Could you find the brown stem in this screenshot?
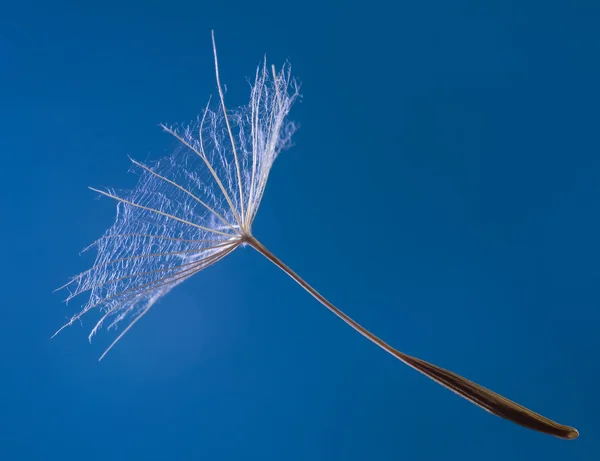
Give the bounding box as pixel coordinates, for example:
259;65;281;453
247;236;578;440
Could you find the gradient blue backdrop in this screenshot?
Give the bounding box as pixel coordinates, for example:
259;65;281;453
1;1;598;460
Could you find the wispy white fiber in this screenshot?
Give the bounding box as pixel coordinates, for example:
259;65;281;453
56;32;299;359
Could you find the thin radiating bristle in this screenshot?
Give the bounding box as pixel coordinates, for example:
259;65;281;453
55;32;299;357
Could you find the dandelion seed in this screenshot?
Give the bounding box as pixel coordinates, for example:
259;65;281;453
56;31;578;440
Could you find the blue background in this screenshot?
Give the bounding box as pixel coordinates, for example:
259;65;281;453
1;1;598;459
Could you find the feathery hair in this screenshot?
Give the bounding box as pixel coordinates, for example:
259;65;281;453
56;31;578;440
